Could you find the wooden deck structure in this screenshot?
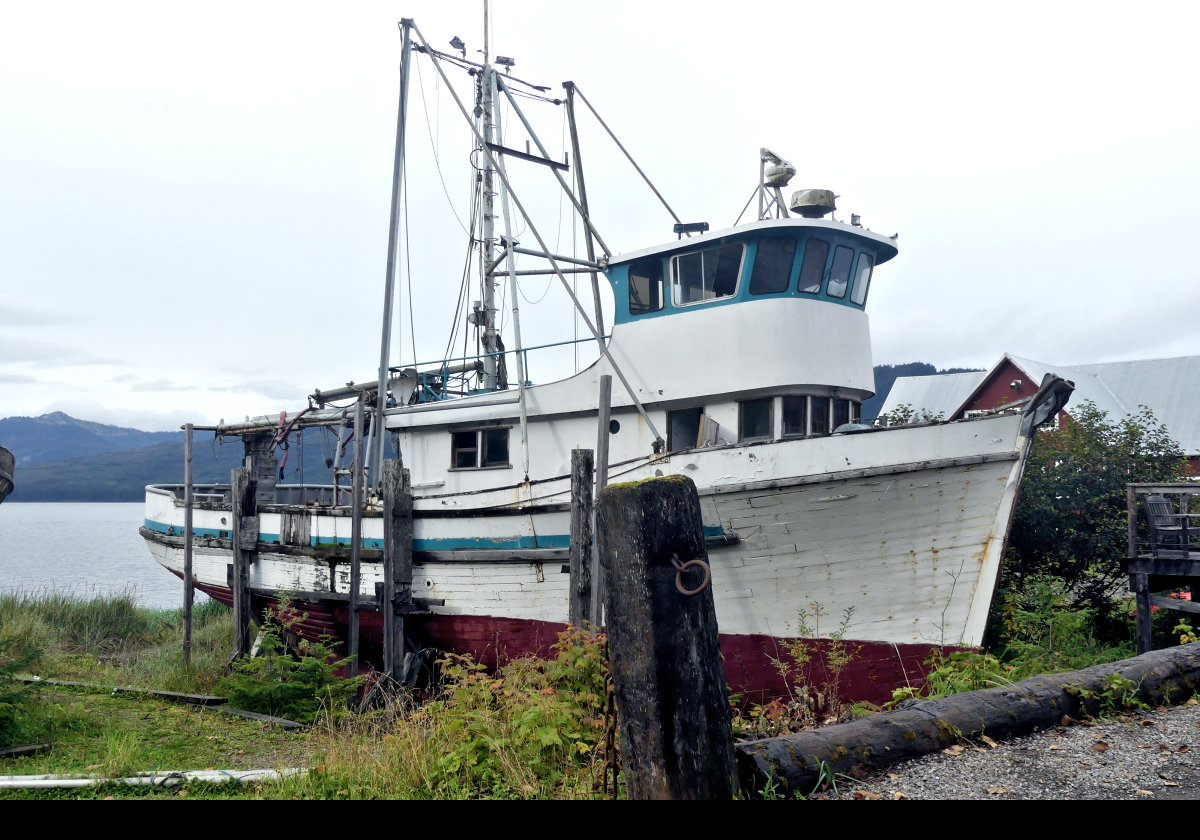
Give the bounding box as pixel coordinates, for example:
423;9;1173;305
1126;483;1200;653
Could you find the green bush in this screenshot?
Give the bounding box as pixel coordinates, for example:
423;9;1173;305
219;601;361;724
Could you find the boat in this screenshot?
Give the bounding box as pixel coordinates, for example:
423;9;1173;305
0;446;13;503
140;15;1072;706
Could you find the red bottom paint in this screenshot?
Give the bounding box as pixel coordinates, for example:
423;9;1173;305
189;580;949;707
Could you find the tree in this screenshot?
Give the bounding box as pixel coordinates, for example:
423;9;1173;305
1003;401;1186;636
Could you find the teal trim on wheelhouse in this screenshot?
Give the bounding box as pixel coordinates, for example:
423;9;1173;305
609;223;895;325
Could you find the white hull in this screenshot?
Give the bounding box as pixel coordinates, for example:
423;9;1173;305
143;412;1029;649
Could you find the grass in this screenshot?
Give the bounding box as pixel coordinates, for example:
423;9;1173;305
0;593;618;799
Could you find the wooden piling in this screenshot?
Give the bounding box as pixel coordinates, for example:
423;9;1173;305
591;374;612;626
349;397;365;679
568;448;595;627
595;473;736;800
381;458;414;682
183;423;194;669
229;467;255;658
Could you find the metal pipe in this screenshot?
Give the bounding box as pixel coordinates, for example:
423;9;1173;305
509;246;600;268
375;17;414;489
564;82;605;339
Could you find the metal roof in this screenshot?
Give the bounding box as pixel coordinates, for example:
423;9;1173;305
879;353;1200;455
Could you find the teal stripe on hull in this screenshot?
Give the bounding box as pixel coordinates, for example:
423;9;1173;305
144;519;723;551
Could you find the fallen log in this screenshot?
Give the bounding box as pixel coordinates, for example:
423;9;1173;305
736;642;1200;797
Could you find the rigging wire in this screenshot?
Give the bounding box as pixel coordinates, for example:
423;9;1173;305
403;154;417;365
415;56;470;236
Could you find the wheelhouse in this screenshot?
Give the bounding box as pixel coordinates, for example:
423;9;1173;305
608;219;898;324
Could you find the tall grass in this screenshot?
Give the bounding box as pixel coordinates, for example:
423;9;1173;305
0;591;232;693
287;628;615;799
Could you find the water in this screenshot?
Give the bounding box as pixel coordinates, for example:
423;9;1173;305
0;502;206;610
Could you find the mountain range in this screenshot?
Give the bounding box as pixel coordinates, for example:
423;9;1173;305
1;363;978;502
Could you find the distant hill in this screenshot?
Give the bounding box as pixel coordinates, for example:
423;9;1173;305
5;417;356;502
0;412;182;466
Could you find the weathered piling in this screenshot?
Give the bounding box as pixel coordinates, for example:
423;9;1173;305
736;642;1200;797
381;458;414;682
595;474;736;800
568;448;595;628
229;467;255;657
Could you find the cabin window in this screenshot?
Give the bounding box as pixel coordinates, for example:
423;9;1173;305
667;407;703;451
850;252;874;305
810;397;831;435
672;243;743;305
833;398;851;429
797;239;828;294
450;427;510;469
629;258;664;315
749;238;795;295
739;399;773;442
826;245;854;298
782;396;807;438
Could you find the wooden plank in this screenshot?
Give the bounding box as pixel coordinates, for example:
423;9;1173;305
1148;595;1200;616
213;706;306;730
596;474;736;800
0;743;52;758
11;677;226;706
1127;557;1200;576
568;448;594;628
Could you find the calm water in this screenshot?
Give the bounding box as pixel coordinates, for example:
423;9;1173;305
0;502;206;610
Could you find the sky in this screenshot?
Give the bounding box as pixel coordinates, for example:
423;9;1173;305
2;1;1197;431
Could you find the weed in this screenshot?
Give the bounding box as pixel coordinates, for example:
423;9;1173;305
1174;619;1197;645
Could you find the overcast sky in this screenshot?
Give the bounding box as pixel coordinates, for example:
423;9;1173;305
2;1;1197;431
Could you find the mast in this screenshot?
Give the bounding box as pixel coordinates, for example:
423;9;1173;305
374;17;414;488
476;7;502;391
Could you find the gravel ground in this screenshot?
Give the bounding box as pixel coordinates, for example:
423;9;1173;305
832;700;1200;800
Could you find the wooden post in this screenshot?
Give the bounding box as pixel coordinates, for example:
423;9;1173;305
230;467;255;658
349;397;365;679
595;474;736;800
590;374;612;626
1127;485;1137;567
568;448;595;627
381;458;414;682
183;423;194;669
1133;572;1152;655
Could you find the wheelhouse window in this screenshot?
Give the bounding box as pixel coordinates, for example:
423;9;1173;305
451;428;510;469
672;243;743;305
781;396;860;437
826;245;854;298
739;399;773;442
667;407;703;451
850;253;874;306
749;238;795;295
782;397;807;438
798;239;829;294
810;397;831;435
628;258;664;315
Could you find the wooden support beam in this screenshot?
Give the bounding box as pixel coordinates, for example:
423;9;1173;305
591;374;611;626
568;448;595;628
1133;573;1152;655
183;423;194;669
382;458;415;682
229;467;255;658
349;398;365;679
595;474;736;800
